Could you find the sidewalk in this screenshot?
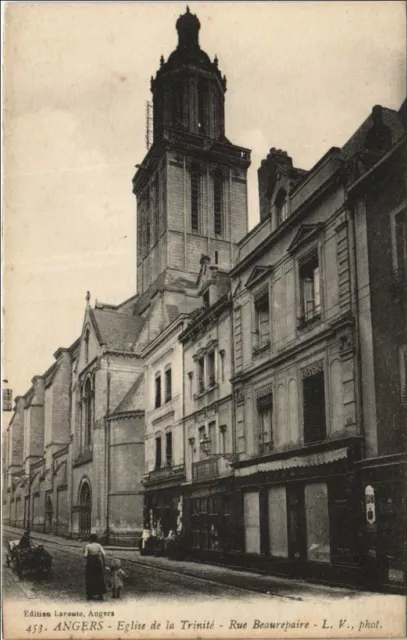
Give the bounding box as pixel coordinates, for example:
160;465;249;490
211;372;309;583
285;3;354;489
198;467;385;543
3;525;364;602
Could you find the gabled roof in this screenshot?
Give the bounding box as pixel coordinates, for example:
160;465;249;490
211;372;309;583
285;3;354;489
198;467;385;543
245;265;273;289
89;307;145;352
111;373;144;415
287;223;323;255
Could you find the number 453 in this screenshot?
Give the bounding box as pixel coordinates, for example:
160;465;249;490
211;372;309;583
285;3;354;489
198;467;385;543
26;625;44;633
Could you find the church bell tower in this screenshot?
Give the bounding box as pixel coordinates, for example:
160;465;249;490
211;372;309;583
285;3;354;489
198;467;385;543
133;6;251;296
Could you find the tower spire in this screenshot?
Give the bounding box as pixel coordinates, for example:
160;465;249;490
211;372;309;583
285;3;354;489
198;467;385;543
176;6;200;49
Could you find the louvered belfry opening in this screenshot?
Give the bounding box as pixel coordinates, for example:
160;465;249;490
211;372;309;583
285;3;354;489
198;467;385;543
303;370;326;444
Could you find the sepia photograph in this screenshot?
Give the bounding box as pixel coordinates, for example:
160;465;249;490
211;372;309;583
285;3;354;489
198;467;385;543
2;2;406;638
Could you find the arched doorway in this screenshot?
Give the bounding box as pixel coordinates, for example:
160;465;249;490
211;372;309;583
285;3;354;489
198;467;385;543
78;481;92;539
45;494;53;533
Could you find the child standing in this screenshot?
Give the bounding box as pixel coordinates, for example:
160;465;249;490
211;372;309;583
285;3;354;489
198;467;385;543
110;559;126;599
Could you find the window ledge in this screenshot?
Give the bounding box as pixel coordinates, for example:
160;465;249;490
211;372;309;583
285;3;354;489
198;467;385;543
252;340;270;356
297;312;321;330
193;383;219;400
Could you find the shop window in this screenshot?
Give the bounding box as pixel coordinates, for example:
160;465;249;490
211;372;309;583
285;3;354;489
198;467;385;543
253;288;270;352
305;483;330;563
213;170;223;235
257;393;273;454
190;164;200;232
155;374;161;408
287;486;305;560
303;367;326;444
207;351;216;387
268;486;288;558
276;189;288;224
165;367;172;403
330;481;357;564
155;436;162;469
299;249;321;324
197;357;205;393
165;432;172;466
243;491;260;554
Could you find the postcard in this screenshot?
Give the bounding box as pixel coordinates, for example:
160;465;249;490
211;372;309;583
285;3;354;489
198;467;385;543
2;2;406;639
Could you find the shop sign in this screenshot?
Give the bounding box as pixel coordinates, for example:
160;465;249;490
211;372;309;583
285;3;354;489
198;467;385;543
365;485;376;524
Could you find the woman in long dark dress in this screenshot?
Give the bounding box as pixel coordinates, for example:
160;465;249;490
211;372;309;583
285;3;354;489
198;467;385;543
83;534;107;600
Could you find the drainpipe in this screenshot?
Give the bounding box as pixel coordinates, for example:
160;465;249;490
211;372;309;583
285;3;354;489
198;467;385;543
105;360;111;544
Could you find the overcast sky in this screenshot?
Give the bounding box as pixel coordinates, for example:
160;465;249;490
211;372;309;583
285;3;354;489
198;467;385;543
3;1;406;411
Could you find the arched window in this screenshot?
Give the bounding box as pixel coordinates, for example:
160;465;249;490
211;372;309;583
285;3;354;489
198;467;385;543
83;378;93;447
275;190;289;224
213;170;223;235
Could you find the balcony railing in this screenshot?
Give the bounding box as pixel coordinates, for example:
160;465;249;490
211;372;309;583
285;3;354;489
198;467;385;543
192;457;219;482
144;464;185;484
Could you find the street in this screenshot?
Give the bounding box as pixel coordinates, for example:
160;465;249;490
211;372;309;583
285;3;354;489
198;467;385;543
2;528;387;605
3;531;260;604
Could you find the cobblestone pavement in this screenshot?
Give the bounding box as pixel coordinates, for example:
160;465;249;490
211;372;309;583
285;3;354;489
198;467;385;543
3;530;267;604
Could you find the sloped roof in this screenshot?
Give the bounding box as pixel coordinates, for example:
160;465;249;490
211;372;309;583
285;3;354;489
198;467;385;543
342;107;405;161
90;307;145;352
111;373;144;415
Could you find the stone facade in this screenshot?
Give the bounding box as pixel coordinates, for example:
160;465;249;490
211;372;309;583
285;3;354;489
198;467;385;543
3;8;406;592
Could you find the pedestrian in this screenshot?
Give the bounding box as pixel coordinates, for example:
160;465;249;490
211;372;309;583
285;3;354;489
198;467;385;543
109;559;126;599
83;533;107;601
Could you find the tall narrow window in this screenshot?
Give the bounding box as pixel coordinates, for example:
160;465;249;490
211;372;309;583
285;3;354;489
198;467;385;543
165;367;172;403
155;374;161;409
155;436;162;469
84;329;90;364
214;170;223;235
197;357;205;392
207;351;216;387
198;426;206;461
299;250;321;323
219;425;227;454
190;165;200;232
257;392;273;453
208;421;216;454
275;190;288;224
188;371;193;398
83;378;93;447
165;432;173;466
219;350;225;382
198;79;207;134
303;366;326;444
203;290;210;308
254;288;270;350
173;81;183;126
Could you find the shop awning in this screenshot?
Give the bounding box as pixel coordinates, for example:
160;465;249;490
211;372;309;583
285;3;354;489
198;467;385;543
235;447;348;478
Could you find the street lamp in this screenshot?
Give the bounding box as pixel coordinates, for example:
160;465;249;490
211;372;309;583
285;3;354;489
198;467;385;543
199;434;212;457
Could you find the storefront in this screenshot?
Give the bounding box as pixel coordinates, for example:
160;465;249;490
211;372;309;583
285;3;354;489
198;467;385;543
183;456;238;561
229;439;364;586
143;466;185;537
356;453;407;593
